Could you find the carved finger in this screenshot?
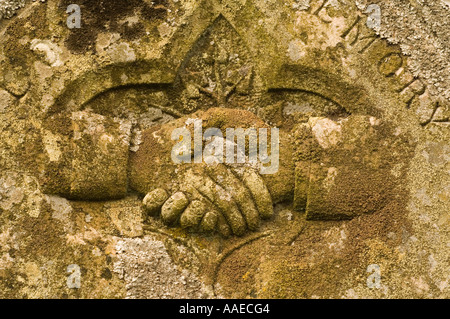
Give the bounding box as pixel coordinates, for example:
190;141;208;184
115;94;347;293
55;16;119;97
216;212;232;238
206;164;260;231
161;192;189;226
142;188;169;216
183;168;246;236
180;200;207;231
233;167;273;220
200;211;219;234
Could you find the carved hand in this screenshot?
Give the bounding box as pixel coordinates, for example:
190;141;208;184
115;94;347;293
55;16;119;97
128;108;296;236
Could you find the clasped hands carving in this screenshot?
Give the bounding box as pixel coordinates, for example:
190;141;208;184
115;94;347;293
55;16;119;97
43;107;389;237
129;108;295;237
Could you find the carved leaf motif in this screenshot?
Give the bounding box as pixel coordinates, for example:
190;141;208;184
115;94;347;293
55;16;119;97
175;16;260;111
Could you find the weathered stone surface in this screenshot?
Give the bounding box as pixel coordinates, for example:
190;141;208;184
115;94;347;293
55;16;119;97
0;0;448;299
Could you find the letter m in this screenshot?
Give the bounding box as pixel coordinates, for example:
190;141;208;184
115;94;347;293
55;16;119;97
341;15;377;54
225;128;258;164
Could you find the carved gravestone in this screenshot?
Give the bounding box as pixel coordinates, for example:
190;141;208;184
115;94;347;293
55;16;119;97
0;0;448;298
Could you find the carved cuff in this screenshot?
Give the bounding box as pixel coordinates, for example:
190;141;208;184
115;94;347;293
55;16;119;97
292;116;397;220
41;111;132;200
